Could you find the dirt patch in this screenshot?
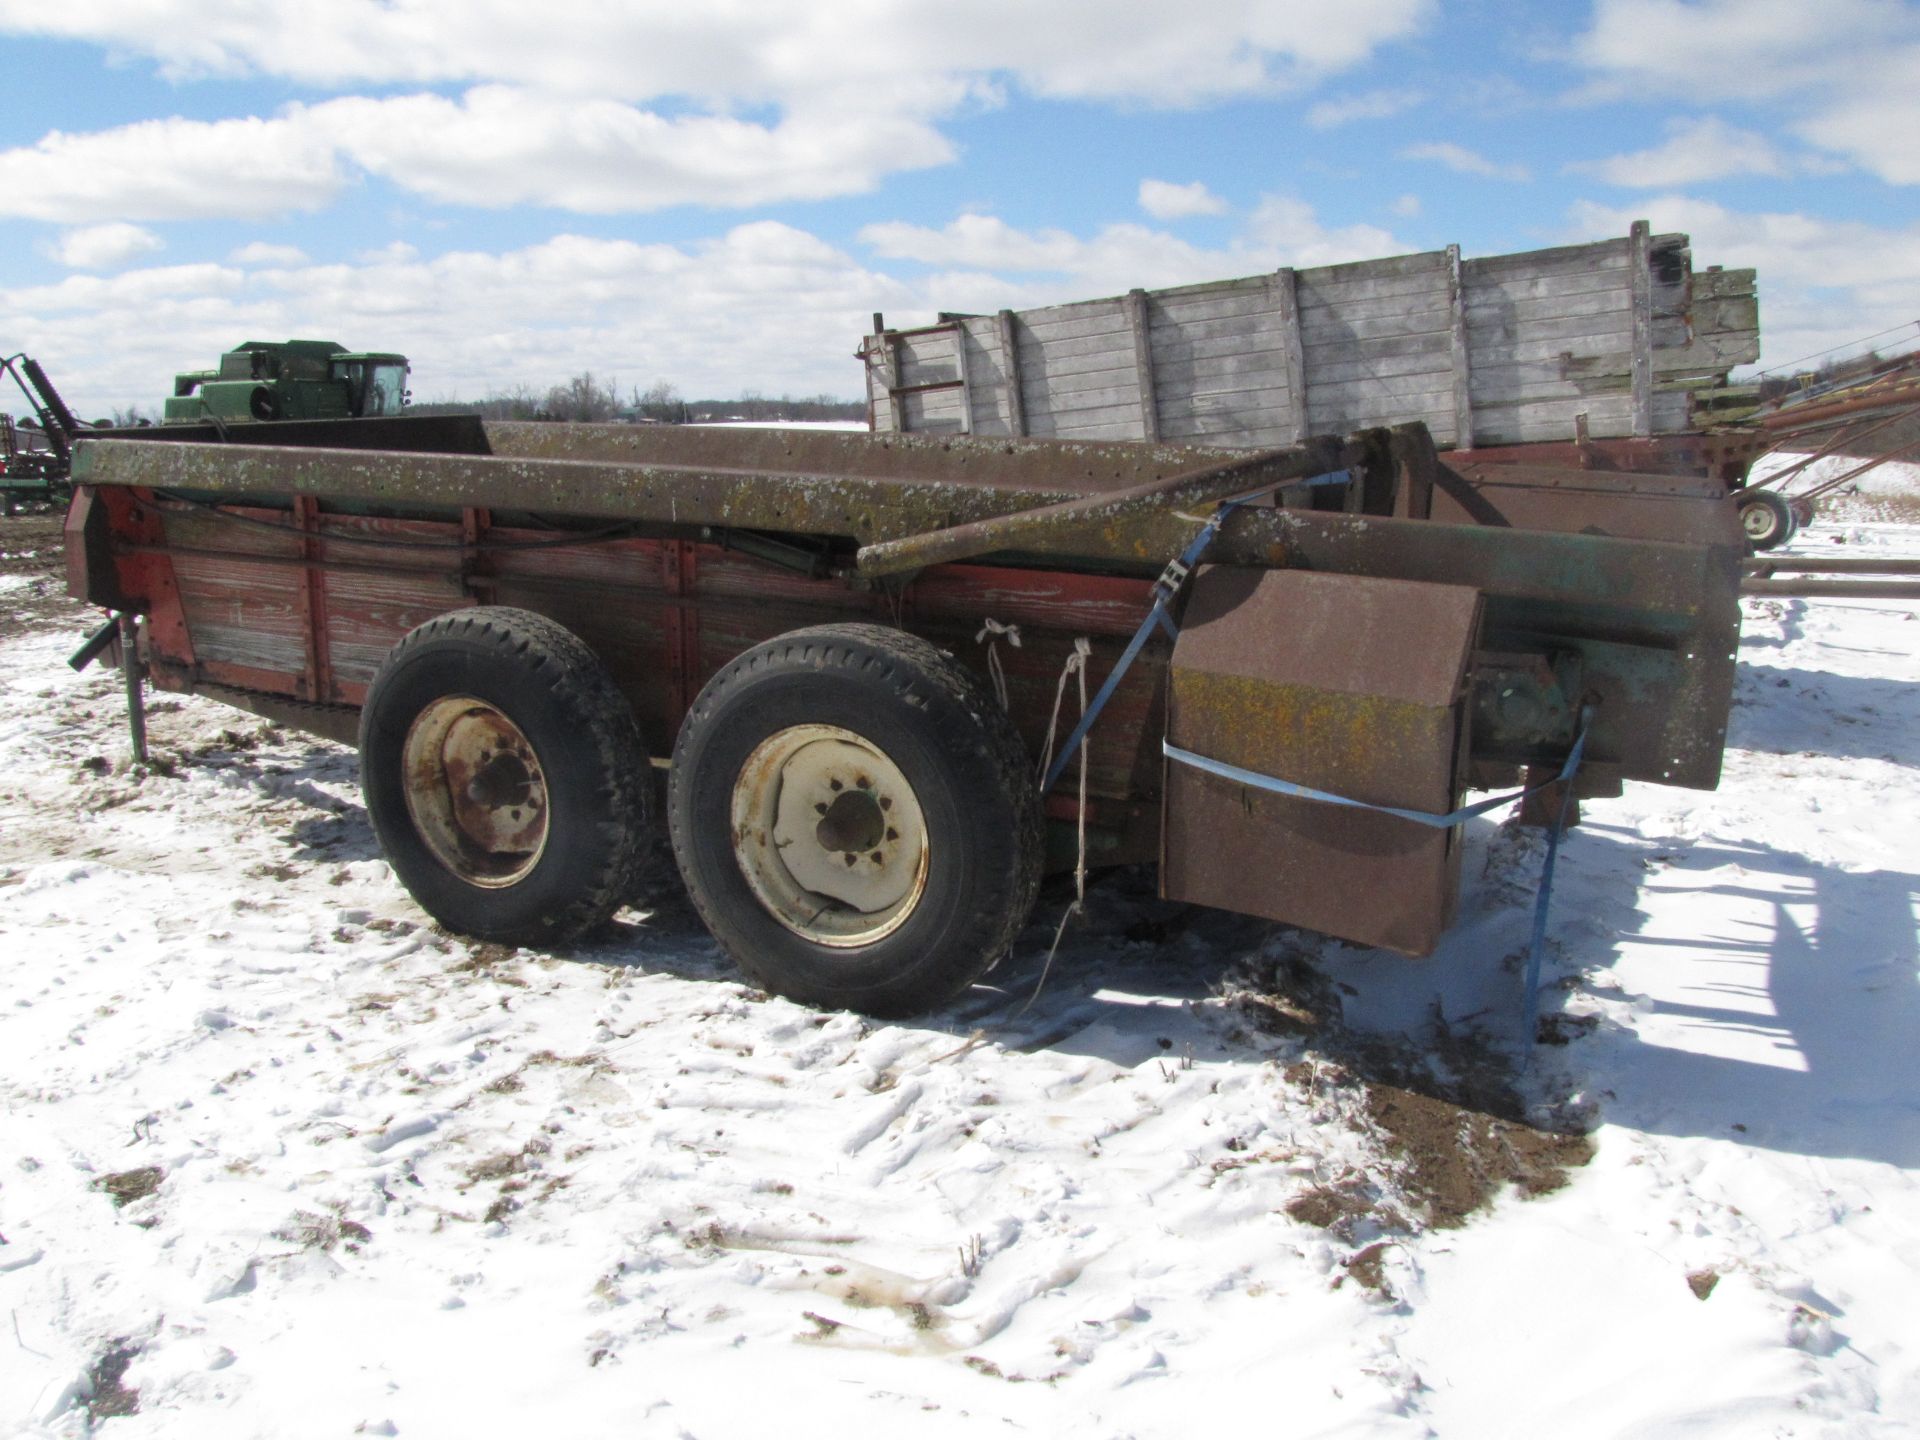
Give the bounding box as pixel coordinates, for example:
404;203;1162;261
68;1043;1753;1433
1344;1242;1392;1297
93;1166;165;1208
1224;949;1595;1236
0;510;88;639
1364;1081;1591;1229
273;1210;372;1253
82;1339;141;1421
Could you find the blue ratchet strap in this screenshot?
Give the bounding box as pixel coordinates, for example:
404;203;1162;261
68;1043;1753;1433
1039;470;1350;794
1163;708;1592;1046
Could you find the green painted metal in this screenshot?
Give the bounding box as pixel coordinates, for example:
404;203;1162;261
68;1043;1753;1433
163;340;409;426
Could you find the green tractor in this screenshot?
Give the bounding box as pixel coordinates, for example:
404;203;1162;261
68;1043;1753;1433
165;340;409;425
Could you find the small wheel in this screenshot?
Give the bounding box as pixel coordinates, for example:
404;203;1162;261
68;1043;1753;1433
669;623;1043;1017
359;607;648;945
1738;489;1795;551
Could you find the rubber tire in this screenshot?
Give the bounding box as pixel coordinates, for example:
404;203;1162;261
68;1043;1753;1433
359;606;649;946
1739;488;1796;551
669;623;1043;1018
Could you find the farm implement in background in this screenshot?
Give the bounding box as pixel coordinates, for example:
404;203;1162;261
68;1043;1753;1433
61;411;1741;1030
858;223;1915;552
2;353;85;513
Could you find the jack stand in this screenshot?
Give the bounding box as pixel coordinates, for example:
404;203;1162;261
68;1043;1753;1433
119;612;147;765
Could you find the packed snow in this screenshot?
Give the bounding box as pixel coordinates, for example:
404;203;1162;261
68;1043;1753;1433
1;503;1916;1438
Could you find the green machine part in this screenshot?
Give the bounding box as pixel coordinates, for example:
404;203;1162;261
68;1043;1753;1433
163;340;409;425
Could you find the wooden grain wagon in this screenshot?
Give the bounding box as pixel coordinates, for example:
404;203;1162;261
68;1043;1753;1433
63;414;1741;1015
857;223;1803;544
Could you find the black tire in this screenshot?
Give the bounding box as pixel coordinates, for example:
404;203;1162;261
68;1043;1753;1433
359;606;649;946
1739;488;1796;551
669;623;1043;1018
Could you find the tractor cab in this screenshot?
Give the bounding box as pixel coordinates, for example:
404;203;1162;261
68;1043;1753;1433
164;340;410;424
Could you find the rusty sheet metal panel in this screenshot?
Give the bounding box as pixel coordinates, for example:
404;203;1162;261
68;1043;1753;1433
1429;460;1744;547
1162;565;1481;956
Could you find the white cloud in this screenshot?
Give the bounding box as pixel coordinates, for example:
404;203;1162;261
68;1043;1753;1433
1401;142;1530;181
860;214;1087;271
0;1;1436;106
1572;0;1920;184
862;198;1402;305
0;226;921;413
230;242;310;267
318;86;955;214
1565;194;1920;370
0;2;1437;221
1390;193;1421;217
0;113;342;223
0;88;958;224
1570;117;1792;187
1307;89;1421;129
1138;180;1228;220
44;222;163;269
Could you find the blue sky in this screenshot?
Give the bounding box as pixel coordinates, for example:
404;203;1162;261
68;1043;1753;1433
2;0;1916;415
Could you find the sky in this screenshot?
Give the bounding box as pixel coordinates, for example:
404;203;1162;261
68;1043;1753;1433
1;0;1917;417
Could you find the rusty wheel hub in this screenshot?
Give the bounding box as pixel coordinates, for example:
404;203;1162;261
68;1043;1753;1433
729;724;929;947
401;696;550;887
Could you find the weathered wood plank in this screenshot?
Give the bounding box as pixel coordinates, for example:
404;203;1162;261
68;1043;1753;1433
1148;309;1290;346
1014;304;1133;343
892;353;963;389
1470;365;1634;403
1284;348;1451;389
995;310;1027;438
1299;249;1452;285
1630;219;1654;436
1461;268;1636;307
1026;365;1148;402
1471;396;1636;445
1010;329;1147;365
1466;313;1636;350
1136;330;1290;368
1297;294;1456;331
1148;273;1277;302
1155;394;1295;423
1694;268;1757;301
1447;243;1473;449
1294;268;1453;308
1149;291;1289;326
1307;373;1462;407
1039;416;1156;442
1464;238;1632;280
1464;289;1633;325
1277;268;1308;442
1694;294;1761;335
1298;313;1459;352
1125;290;1160;441
1022;380;1150;412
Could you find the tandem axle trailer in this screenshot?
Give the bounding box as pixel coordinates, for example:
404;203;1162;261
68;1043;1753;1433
63;415;1741;1015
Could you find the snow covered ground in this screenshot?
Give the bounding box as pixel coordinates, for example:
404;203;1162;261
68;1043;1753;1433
1;509;1917;1438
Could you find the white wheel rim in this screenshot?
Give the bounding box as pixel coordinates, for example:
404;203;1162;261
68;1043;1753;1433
1743;503;1776;540
729;724;930;947
401;696;550;887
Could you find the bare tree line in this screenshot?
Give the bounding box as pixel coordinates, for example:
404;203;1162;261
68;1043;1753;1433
411;373;866;425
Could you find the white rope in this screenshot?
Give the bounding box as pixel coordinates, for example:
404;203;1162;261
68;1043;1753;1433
1016;637;1092;1018
1035;636;1091;785
974;617;1022;710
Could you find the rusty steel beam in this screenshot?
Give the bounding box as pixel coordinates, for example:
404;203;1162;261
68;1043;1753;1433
1744;556;1920;575
854;434;1350;577
1755;379;1920;434
1741;578;1920;598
